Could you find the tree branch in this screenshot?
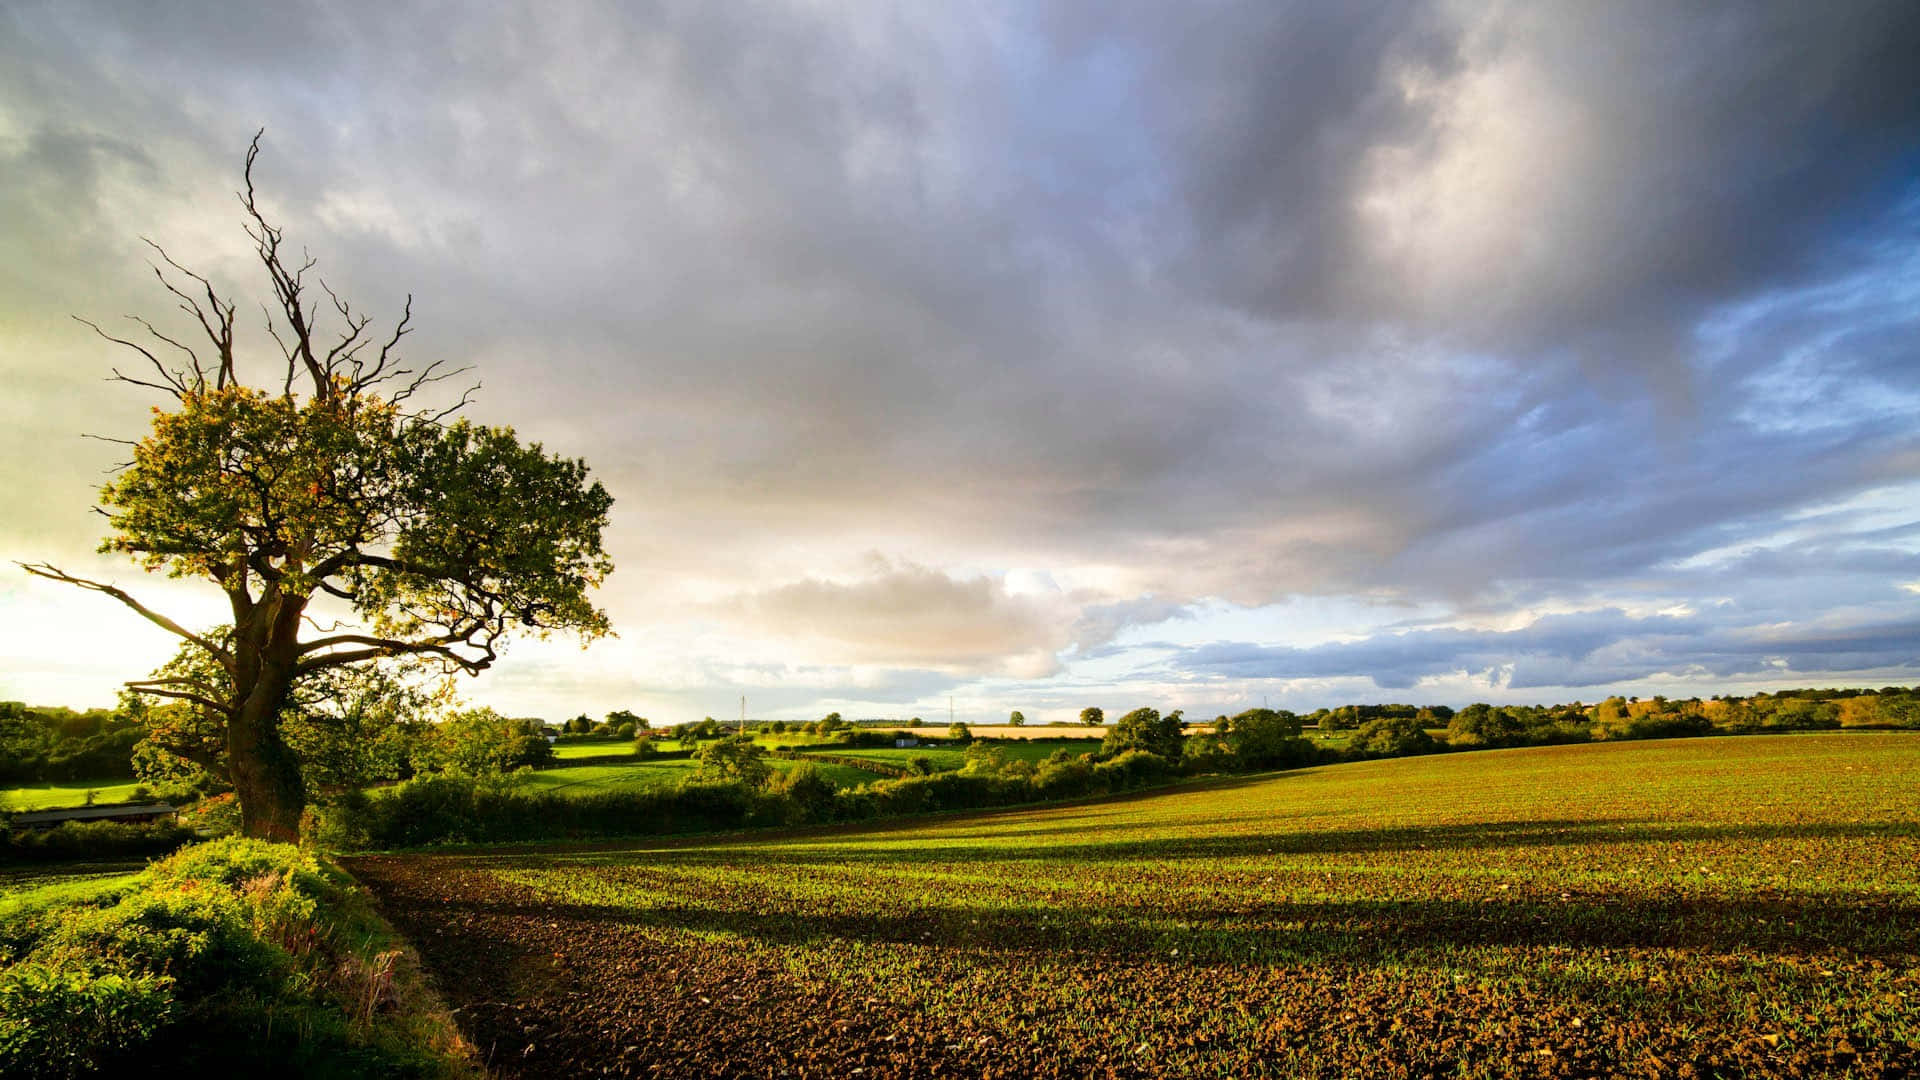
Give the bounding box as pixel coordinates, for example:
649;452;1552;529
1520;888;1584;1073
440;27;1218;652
124;678;232;715
17;563;232;664
295;632;493;676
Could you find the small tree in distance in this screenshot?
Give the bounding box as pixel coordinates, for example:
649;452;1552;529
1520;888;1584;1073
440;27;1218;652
19;135;614;840
1079;706;1104;727
1008;710;1026;726
694;736;772;787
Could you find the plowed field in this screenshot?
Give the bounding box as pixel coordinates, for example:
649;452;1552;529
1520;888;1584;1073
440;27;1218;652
352;734;1920;1078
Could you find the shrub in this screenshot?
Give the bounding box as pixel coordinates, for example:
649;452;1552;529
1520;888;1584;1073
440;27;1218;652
1091;749;1171;790
0;837;457;1079
765;763;836;824
1351;716;1436;757
694;736;773;787
0;963;172;1080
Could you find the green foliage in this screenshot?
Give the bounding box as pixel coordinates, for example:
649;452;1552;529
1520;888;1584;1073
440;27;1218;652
947;722;973;743
0;837;463;1078
1218;708;1308;769
0;963;172;1079
1447;703;1528;748
694;736;772;787
1007;710;1026;726
1102;707;1183;759
765;763;836;824
1351;715;1436;757
960;742;1010;776
421;708;554;775
25;157;616;841
0;701;142;784
1079;706;1104;726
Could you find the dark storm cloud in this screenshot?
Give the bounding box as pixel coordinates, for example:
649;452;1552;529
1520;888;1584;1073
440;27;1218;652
4;0;1919;705
1112;2;1920;372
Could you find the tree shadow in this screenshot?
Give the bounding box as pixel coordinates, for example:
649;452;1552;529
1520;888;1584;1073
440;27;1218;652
484;816;1917;869
356;814;1919;966
381;880;1918;964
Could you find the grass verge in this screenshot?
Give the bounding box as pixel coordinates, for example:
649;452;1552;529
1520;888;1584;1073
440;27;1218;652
0;837;479;1079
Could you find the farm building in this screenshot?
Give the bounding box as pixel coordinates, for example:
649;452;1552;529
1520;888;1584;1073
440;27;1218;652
9;803;178;829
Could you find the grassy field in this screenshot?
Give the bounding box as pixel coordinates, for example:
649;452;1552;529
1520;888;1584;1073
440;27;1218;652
903;723;1106;740
805;737;1102;772
354;732;1920;1077
551;739;637;759
0;778;144;810
0;860;145;901
517;755;893;796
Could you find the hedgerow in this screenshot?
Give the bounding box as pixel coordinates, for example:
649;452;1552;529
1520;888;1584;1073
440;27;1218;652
0;837;471;1079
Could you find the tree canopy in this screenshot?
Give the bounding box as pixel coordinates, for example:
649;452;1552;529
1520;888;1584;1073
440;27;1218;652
1102;707;1183;759
20;135;612;839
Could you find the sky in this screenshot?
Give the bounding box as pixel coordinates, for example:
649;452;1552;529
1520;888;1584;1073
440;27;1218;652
2;1;1918;725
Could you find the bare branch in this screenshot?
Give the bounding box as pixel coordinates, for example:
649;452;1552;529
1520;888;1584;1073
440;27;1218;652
138;238;237;388
17;562;232;664
74;316;189;398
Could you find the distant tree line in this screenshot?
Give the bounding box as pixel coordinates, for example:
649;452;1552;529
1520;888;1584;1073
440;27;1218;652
0;702;142;783
10;685;1918;842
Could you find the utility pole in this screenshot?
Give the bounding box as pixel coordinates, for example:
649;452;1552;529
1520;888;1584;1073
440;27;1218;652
740;695;746;733
949;696;954;727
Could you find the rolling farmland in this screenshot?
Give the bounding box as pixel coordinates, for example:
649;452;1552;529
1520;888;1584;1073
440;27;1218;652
352;732;1920;1078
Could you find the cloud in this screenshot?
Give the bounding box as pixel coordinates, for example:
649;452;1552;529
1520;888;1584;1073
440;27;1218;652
3;2;1919;712
1173;607;1920;692
715;559;1072;678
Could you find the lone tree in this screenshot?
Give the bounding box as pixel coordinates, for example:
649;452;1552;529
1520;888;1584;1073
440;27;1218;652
20;136;613;841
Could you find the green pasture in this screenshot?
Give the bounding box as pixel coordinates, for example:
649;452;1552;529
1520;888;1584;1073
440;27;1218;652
549;739;637;760
0;862;144;904
454;733;1920;1076
517;755;893;797
802;737;1101;772
0;779;145;811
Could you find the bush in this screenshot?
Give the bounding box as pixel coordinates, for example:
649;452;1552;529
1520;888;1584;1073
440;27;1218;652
693;736;772;787
1092;749;1172;789
0;963;172;1079
0;837;459;1079
311;773;780;849
1351;716;1436;757
765;764;836;824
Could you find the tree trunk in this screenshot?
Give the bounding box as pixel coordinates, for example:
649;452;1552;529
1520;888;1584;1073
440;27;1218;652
227;661;307;842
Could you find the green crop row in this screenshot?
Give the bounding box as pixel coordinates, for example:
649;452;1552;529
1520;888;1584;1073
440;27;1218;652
388;733;1920;1078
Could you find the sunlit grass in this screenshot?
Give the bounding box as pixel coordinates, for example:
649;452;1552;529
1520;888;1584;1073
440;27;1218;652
0;779;144;811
